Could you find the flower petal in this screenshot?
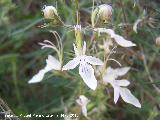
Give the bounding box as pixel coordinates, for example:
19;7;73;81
83;41;86;55
106;66;114;74
114;86;120;104
79;63;97;90
105;29;115;38
103;74;115;85
114;34;136;47
62;57;80;70
103;67;116;84
94;28;136;47
115;67;130;76
103;67;130;84
28;55;60;84
82;106;87;117
73;43;79;56
105;29;136;47
85;56;103;65
119;88;141;108
94;28;115;37
28;68;48;84
46;55;61;70
115;79;130;86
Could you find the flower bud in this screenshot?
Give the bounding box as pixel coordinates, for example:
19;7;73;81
98;4;113;23
74;25;82;49
155;36;160;47
42;5;58;19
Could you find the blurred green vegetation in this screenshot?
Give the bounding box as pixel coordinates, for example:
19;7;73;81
0;0;160;120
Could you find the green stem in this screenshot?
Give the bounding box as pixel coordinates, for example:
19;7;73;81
11;58;22;106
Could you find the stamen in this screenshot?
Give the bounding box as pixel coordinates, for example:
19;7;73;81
108;58;122;67
43;40;55;46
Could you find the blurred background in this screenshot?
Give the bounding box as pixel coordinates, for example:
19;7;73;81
0;0;160;120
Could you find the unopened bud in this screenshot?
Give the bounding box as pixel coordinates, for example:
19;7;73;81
42;5;58;19
98;4;113;23
155;36;160;47
74;25;82;49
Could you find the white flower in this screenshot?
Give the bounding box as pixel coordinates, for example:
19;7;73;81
76;95;90;117
42;5;58;19
103;67;141;108
62;42;103;90
28;55;61;83
94;28;136;47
